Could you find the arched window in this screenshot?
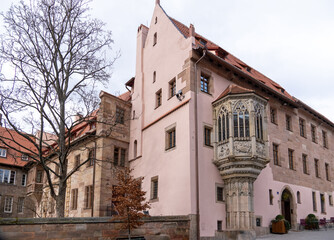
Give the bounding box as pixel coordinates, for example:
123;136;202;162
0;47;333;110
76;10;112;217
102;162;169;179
134;140;137;158
297;191;301;204
233;102;249;138
255;103;263;140
218;106;229;142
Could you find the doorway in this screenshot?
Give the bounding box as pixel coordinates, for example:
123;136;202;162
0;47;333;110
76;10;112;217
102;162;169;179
281;189;292;224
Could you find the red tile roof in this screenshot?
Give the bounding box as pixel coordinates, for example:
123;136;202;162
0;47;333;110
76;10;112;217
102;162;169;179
0;126;37;167
118;91;131;102
214;84;254;103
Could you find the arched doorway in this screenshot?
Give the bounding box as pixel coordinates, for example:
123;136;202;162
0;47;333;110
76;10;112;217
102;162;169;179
281;189;292;224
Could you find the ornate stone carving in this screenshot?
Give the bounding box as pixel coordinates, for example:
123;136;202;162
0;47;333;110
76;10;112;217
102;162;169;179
218;143;230;158
256;142;265;157
234;141;251;154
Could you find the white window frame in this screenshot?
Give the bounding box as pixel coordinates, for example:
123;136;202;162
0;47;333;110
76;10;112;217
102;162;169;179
17;197;24;214
0;148;7;158
21;154;29;161
22;174;27;186
0;169;16;184
4;196;13;213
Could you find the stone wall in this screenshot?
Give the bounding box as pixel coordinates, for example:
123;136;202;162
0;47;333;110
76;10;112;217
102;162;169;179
0;215;193;240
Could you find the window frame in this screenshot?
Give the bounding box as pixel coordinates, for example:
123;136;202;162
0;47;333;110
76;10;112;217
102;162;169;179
302;154;308;174
75;154;80;168
168;78;176;99
4;196;13;213
115;107;125;124
216;184;224;203
325;163;330;181
288;149;294;170
200;74;210;93
17;197;24;214
153;32;157;46
204;126;212;147
322;130;328;148
21;174;27;186
314;158;320;178
84;185;93;209
272;143;279;166
311;124;317;143
269;189;273;205
299;118;306;138
270;108;277;125
21;154;29;161
87;148;95;167
71;188;78;210
166;127;176;150
155;89;162;108
312;191;317;212
0;148;7;158
285;114;292;131
0;169;16;184
150;176;159;201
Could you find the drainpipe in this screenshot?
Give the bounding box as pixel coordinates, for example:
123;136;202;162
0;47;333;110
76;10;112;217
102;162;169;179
91;140;97;217
194;49;206;240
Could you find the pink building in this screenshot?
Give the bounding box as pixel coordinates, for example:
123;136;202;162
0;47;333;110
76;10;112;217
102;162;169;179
127;1;334;239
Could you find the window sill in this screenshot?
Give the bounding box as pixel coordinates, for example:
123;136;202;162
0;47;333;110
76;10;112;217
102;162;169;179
150;198;159;203
165;146;176;152
167;95;175;100
154;105;161;110
200;90;212;96
204;144;213;148
271;122;278;125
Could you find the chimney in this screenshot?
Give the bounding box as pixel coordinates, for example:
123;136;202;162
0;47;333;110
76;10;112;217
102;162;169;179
189;24;195;37
156;0;160;5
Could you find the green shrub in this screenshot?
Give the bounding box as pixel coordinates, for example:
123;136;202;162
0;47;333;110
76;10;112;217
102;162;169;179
305;214;319;230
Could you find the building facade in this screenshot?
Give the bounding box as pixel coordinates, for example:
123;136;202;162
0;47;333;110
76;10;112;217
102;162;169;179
126;1;334;239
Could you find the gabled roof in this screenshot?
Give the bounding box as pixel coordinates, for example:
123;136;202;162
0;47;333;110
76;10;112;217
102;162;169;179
214;84;254;103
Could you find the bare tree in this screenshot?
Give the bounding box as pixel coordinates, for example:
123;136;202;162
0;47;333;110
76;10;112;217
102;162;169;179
0;0;117;217
112;168;150;240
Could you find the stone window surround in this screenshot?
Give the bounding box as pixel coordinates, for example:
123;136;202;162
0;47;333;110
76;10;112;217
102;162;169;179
215;183;224;203
165;123;176;151
150;176;159;202
203;123;213;148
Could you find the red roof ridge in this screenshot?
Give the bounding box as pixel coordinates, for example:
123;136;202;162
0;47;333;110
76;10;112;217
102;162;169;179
214;84;255;103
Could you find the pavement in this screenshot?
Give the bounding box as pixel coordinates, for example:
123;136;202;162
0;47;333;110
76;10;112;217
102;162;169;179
256;229;334;240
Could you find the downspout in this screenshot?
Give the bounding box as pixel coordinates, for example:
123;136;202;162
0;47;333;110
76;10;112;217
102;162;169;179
91;140;97;217
194;49;206;240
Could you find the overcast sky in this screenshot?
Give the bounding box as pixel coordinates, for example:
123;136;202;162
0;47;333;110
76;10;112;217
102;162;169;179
1;0;334;122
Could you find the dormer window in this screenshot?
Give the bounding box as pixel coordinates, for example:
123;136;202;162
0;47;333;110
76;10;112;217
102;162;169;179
0;148;7;158
21;154;29;161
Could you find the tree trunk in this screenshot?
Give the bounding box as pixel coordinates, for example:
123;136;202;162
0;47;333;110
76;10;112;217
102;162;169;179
55;181;67;218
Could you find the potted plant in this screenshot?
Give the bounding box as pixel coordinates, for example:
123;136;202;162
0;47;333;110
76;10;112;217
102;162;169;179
271;215;291;234
305;214;319;230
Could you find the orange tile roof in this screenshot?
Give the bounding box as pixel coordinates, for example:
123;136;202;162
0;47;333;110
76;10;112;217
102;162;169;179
118;91;131;102
0;126;37;167
169;17;294;101
214;84;254;103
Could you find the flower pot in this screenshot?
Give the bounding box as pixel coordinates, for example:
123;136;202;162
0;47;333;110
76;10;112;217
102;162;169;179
272;220;286;234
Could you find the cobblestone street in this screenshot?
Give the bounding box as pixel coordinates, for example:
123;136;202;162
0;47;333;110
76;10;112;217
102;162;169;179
257;229;334;240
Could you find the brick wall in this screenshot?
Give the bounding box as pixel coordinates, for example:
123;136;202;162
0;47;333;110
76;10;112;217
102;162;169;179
0;215;194;240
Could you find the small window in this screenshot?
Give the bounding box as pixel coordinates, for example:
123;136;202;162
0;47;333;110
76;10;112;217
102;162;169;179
0;148;7;158
75;154;80;168
322;130;328;148
21;174;27;186
273;144;279;166
297;191;301;204
311;124;317;143
256;217;262;227
120;149;126;167
87;149;95;167
155;89;162;108
269;189;273;205
4;196;13;213
71;188;78;210
216;185;224;202
115;107;125;124
153;32;157;46
132;110;135;119
169;78;176;98
17;197;24;213
166;128;176;150
36;170;43;183
151;176;158;200
153;71;156;83
288;149;294;170
134;140;138;158
204;126;212;147
21;154;29;161
286;115;292;131
84;185;93;209
270;108;277;124
312;192;317;211
299;118;306;137
302;154;308;174
325;163;330;181
200;74;209;93
155;17;158;24
315;158;320;178
217;220;222;231
329;195;333;206
114;147;119;166
320;193;325;213
114;147;126;167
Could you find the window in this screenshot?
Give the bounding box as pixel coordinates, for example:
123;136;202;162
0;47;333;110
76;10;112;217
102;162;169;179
269;189;273;205
218;106;229;142
255;104;263;140
87;149;95;167
325;163;330;181
311;124;317;143
204;127;212;147
0;148;7;158
288;149;294;170
134;140;137;158
200;74;209;93
286;115;292;131
315;159;320;178
36;170;43;183
120;149;125;167
166;127;176;150
75;154;80;168
299;118;306;137
115;107;125;124
153;32;157;46
4;196;13;213
21;154;28;161
320;193;325;213
270;108;277;124
150;177;158;200
329;195;333;206
113;147;119;166
84;185;93;209
0;169;16;184
233;102;250;138
113;147;126;167
297;191;301;204
71;188;78;210
256;218;262;227
217;220;222;231
153;71;156;83
322;130;328;148
169;78;176;98
132;110;135;119
17;197;24;213
312;192;317;211
155;89;162;108
302;154;308;174
155;17;157;24
216;185;224;202
21;174;27;186
273;144;279;166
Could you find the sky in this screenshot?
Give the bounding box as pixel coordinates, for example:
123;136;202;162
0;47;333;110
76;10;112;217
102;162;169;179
1;0;334;122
